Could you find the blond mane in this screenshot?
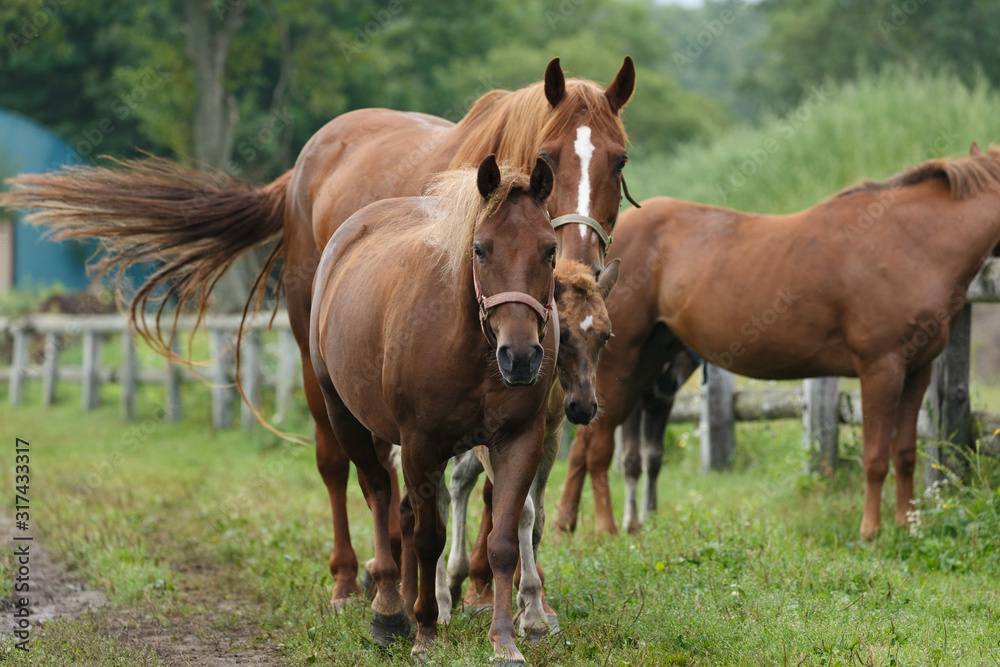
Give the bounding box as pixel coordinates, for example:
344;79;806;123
448;79;628;172
423;162;526;278
836;145;1000;201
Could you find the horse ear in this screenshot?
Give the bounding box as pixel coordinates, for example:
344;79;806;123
553;276;566;304
529;156;554;202
971;142;983;157
605;56;635;114
545;57;565;108
477;154;502;200
596;258;621;300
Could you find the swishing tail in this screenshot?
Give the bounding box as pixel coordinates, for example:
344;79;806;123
2;156;302;440
1;156;291;354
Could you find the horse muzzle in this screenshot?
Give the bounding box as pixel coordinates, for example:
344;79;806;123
497;342;545;386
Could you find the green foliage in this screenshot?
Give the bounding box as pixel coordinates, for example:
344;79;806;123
748;0;1000;114
891;441;1000;572
627;68;1000;212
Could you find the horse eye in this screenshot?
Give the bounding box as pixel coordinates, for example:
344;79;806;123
545;245;557;263
474;243;485;260
615;156;628;173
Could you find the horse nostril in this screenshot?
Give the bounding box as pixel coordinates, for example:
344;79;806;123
528;344;544;374
497;344;516;372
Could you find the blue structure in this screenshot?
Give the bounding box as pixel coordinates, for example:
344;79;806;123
0;108;92;291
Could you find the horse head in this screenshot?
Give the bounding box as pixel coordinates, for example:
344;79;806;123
554;258;620;424
540;57;635;277
474;155;558;386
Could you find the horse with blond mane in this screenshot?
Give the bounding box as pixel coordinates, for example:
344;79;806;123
2;58;636;607
556;143;1000;539
310;156;556;662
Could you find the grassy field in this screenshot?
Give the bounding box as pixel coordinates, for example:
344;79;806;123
1;377;998;666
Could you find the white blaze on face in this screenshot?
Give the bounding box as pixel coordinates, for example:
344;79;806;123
579;315;594;332
573;125;594;238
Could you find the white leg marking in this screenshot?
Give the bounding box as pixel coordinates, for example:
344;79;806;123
574;126;594;238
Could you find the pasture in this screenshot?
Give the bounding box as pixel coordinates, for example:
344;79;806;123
1;371;998;666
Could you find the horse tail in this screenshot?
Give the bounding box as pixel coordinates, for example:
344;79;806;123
1;156;291;355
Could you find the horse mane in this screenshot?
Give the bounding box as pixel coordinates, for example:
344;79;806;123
555;259;597;296
423;161;527;279
836;145;1000;201
448;79;628;172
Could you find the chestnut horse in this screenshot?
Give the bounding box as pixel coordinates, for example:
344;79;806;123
556;144;1000;539
310;156;556;663
444;258;618;639
2;57;635;607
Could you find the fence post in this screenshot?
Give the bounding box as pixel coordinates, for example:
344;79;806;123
8;327;29;406
240;329;262;430
700;363;735;473
210;329;235;429
165;336;183;423
41;332;60;406
925;304;972;484
276;327;298;419
120;331;137;421
81;331;101;411
802;377;839;474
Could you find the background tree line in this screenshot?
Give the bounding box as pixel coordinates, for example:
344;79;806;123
4;0;998;182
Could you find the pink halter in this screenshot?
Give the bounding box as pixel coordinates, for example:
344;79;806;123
472;251;555;349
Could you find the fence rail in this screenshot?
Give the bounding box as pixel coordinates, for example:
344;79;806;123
1;311;301;429
4;258;1000;471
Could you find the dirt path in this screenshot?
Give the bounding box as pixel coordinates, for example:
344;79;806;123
2;517;282;666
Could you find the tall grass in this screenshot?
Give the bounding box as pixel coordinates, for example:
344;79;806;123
628;68;1000;213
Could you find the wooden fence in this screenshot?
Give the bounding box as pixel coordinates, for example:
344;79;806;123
3;257;1000;480
0;312;301;430
697;256;1000;481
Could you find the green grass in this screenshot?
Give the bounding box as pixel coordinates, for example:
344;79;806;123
1;382;998;666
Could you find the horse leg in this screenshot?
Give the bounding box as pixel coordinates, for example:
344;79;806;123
587;420;619;534
621;403;644;534
532;401;565;632
893;364;933;528
554;425;591;533
302;360;362;607
361;440;403;600
858;360;906;540
447;451;484;606
487;430;544;666
515;492;547;642
640;395;671;522
464;480;495;610
435;473;452;624
399;487;417;621
319;386;408;646
400;453;448;658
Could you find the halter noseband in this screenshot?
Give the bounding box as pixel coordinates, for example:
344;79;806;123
472;251;555;349
551;214;612;257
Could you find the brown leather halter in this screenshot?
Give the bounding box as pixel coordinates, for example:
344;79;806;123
472;250;555;349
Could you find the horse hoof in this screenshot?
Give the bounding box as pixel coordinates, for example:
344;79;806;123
524;626;547;644
370;609;411;648
490;649;526;666
361;559;377;602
